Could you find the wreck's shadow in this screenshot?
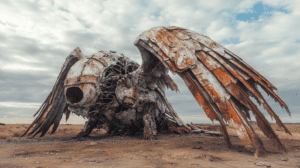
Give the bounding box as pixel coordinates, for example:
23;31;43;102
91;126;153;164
230;145;253;155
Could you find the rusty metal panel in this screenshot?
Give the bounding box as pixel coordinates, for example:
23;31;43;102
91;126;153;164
66;58;89;79
166;28;190;40
136;27;197;70
230;59;290;115
194;51;253;109
179;72;219;121
228;118;253;149
186;29;229;59
191;60;231;100
201;47;290;135
64;75;99;86
195;51;238;86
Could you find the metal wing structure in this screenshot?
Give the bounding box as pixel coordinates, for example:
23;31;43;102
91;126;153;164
21;48;84;138
134;26;291;157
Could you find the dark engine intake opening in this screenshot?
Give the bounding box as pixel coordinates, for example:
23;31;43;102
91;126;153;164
66;87;83;104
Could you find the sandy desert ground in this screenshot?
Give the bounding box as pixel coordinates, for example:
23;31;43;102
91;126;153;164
0;123;300;168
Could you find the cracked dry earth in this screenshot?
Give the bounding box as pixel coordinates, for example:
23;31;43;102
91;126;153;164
1;124;300;168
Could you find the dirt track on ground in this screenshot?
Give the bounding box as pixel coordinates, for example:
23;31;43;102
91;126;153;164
1;124;300;168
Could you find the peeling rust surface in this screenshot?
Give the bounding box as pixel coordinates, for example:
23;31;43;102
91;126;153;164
179;72;218;121
64;75;99;86
24;26;291;157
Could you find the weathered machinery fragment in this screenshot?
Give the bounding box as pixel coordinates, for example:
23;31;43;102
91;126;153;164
22;49;189;140
22;26;292;157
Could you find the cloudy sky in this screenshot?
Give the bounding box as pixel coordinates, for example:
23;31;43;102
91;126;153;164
0;0;299;124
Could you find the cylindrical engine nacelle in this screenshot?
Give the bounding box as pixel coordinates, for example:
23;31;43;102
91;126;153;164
64;83;98;107
64;57;105;107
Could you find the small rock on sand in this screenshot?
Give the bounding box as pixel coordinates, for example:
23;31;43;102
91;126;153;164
90;141;97;145
254;162;271;167
279;157;288;161
205;155;213;162
192;146;202;149
255;163;264;166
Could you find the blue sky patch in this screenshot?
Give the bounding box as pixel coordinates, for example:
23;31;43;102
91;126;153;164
220;37;240;45
236;2;289;22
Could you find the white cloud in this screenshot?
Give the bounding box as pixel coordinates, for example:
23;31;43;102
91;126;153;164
0;62;49;71
0;102;41;108
0;0;299;122
13;55;40;63
205;21;235;42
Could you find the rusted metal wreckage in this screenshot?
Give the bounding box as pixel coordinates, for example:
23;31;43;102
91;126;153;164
22;26;292;157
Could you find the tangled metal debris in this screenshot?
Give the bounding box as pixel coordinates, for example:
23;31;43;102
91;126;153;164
22;26;292;157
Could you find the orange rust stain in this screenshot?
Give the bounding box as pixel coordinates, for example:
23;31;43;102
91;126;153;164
241;124;257;150
156;29;195;68
226;102;242;125
206;51;263;104
198;76;236;121
180;73;218;121
169;124;182;134
180;72;234;148
172;29;189;40
39;104;53;124
212;68;233;87
147;40;169;60
155;31;164;42
133;86;137;99
227;98;257;149
196;51;207;61
155;30;173;47
179;126;190;133
196;74;210;87
165;60;180;72
157;49;170;61
185;57;194;65
147;40;186;72
244;126;255;142
66;75;99;85
80;84;86;90
197;52;218;70
39;113;46;124
195;51;234;87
